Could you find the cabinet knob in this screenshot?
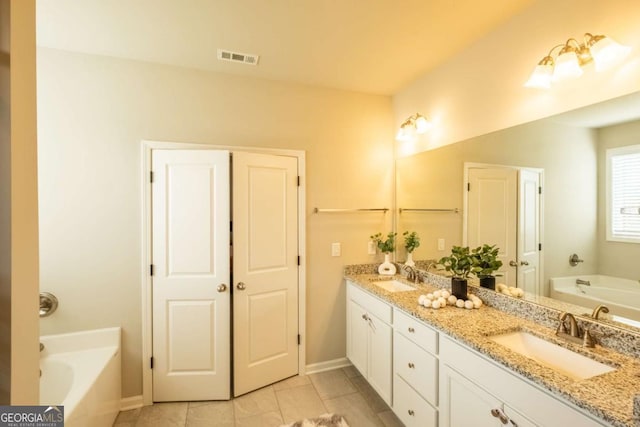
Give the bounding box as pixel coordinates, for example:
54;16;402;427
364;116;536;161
408;327;415;333
408;409;415;416
408;362;415;369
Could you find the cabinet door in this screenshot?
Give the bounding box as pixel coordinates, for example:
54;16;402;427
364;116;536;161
368;313;392;405
503;404;537;427
440;364;503;427
346;299;369;377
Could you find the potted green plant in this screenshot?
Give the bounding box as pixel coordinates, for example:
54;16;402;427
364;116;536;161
370;232;397;275
471;244;503;290
438;245;475;299
402;231;420;267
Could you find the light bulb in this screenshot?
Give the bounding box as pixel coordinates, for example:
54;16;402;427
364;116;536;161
553;46;583;81
524;56;554;89
589;36;631;72
415;115;431;133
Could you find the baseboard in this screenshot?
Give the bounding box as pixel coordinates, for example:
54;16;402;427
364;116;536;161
305;357;351;374
120;395;144;411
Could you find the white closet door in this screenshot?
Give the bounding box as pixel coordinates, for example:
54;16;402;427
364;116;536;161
518;169;541;295
467;168;518;286
152;149;230;401
232;151;299;397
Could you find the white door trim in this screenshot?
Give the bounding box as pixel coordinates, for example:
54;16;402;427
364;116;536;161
462;162;544;291
141;140;307;405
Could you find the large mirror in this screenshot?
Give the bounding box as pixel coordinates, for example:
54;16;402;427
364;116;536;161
396;91;640;329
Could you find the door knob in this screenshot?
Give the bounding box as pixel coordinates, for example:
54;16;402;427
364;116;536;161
217;284;227;292
237;282;246;290
520;260;529;266
509;260;518;267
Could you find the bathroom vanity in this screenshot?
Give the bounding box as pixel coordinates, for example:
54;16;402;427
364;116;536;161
345;267;640;426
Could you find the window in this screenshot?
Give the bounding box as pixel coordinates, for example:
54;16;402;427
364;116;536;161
606;144;640;243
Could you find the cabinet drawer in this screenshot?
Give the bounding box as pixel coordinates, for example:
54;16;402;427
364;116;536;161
347;282;392;324
393;375;437;427
394;308;437;354
394;332;438;405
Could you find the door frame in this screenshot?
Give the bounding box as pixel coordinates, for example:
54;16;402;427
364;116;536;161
140;140;307;405
462;162;545;291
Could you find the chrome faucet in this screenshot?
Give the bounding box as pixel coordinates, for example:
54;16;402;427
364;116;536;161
556;312;595;348
591;304;609;320
402;264;420;283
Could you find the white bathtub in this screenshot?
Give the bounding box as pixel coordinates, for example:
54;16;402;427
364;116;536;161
40;327;121;427
550;275;640;325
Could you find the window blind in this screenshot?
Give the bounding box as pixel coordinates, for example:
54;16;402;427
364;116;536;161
609;146;640;241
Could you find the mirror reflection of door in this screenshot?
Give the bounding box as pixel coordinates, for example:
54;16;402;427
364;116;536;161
465;164;543;293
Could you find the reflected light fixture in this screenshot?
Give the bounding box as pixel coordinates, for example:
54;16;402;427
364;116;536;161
396;113;432;141
525;33;631;89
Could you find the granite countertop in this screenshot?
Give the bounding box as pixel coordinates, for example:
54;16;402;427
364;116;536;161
345;271;640;427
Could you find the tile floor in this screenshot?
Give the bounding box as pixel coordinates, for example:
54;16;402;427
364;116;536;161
113;367;404;427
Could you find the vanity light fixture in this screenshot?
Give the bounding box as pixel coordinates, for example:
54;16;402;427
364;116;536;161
396;113;432;142
524;33;631;89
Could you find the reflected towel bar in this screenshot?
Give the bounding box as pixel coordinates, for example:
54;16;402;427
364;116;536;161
313;208;389;213
399;208;459;213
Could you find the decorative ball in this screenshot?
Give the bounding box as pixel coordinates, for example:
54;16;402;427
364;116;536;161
447;295;458;305
438;297;447;307
441;290;451;299
431;300;441;309
426;293;434;300
464;300;474;309
418;295;427;306
433;290;442;298
473;300;482;309
456;299;465;308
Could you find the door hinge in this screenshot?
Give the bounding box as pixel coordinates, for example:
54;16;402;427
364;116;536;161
297;176;300;187
150;357;154;369
467;182;470;192
297;334;301;345
230;221;233;232
538;186;542;194
539;243;542;251
297;256;301;266
150;171;154;183
150;264;154;276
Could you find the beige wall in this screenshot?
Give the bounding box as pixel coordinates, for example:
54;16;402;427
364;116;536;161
397;119;598;294
0;0;40;405
393;0;640;153
36;47;394;398
597;119;640;279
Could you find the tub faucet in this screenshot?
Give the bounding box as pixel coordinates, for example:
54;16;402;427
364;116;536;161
39;343;44;352
576;279;591;286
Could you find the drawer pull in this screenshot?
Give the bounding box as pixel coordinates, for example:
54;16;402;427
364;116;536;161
408;409;415;416
408;327;415;333
491;408;509;424
362;314;369;321
408;362;415;369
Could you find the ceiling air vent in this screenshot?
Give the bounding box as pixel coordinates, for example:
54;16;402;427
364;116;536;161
217;49;260;66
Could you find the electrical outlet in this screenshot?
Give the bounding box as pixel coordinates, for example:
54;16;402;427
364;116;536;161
331;242;341;257
438;238;445;251
367;241;376;255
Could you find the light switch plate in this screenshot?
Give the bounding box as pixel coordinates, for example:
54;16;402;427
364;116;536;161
331;242;341;257
438;238;445;251
367;241;376;255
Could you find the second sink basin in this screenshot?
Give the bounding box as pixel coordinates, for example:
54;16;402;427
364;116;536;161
489;331;615;380
372;280;416;293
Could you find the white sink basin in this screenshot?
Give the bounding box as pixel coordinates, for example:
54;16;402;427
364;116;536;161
489;331;615;380
372;280;416;293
